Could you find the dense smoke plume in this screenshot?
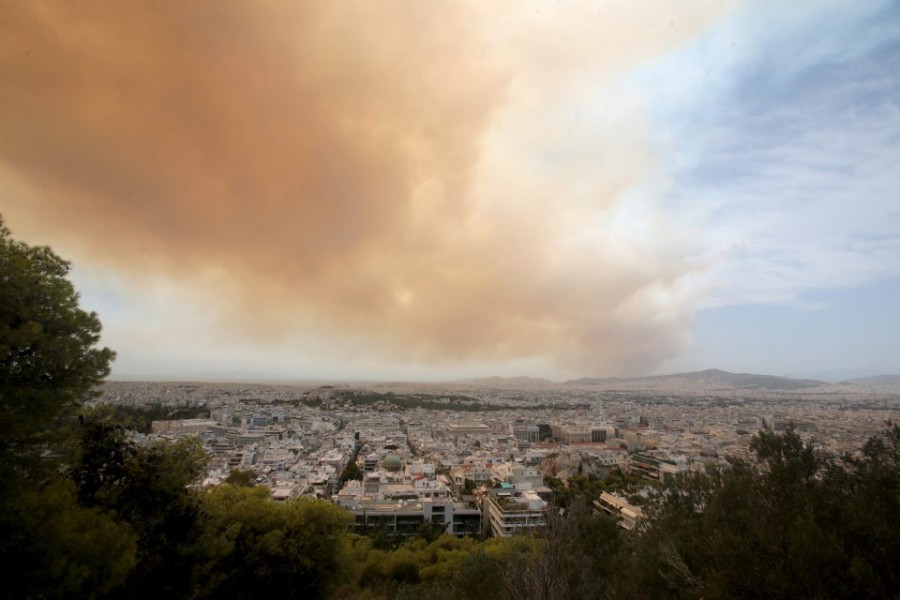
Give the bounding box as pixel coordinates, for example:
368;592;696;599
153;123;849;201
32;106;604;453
0;1;734;375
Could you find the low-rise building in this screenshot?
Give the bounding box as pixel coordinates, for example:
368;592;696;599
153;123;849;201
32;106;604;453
628;452;687;482
447;423;492;436
151;419;217;434
483;487;548;537
451;464;493;488
594;492;643;530
343;497;482;537
511;422;540;442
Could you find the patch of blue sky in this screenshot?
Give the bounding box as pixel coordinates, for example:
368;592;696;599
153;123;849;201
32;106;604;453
627;0;900;309
69;264;133;322
658;275;900;375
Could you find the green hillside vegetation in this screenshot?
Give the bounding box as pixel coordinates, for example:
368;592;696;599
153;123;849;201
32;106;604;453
2;219;899;599
95;403;211;433
300;389;590;412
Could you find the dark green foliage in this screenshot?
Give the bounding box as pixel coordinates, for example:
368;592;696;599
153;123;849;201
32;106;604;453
312;388;590;412
223;468;257;487
353;534;513;599
603;467;644;492
612;424;900;600
546;473;607;508
821;422;900;597
111;438;207;599
444;544;511;600
72;412;208;600
1;479;137;600
0;218;114;473
93;402;210;433
340;460;363;483
71;413;135;506
192;486;352;600
498;501;622;600
0;218;123;599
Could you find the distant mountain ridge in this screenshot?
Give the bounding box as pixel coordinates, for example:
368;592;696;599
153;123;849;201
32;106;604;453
786;369;882;383
567;368;827;391
110;368;898;390
455;375;555;386
843;374;900;387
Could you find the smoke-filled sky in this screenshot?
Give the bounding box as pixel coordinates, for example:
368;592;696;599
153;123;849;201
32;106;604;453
2;0;899;381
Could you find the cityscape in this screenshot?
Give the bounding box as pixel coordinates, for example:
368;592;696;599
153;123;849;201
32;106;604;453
101;371;899;538
3;0;899;597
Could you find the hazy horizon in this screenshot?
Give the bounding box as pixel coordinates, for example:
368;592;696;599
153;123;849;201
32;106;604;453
104;366;898;386
2;1;898;381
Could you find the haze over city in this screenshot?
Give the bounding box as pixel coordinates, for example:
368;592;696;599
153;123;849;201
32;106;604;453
2;0;898;381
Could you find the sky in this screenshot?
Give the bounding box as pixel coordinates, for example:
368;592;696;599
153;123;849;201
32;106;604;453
1;0;898;381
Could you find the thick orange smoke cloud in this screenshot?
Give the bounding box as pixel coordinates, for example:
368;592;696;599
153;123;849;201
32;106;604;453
0;1;733;376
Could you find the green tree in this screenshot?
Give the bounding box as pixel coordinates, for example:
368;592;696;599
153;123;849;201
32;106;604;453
611;425;900;600
340;460;363;483
0;219;124;599
0;218;115;473
444;537;522;600
71;410;208;600
549;474;608;509
224;468;257;487
113;438;207;599
821;421;900;597
501;501;619;600
193;485;352;599
4;479;137;599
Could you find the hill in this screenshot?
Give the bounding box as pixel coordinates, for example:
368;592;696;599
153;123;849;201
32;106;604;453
844;374;900;387
568;369;826;391
453;375;557;387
